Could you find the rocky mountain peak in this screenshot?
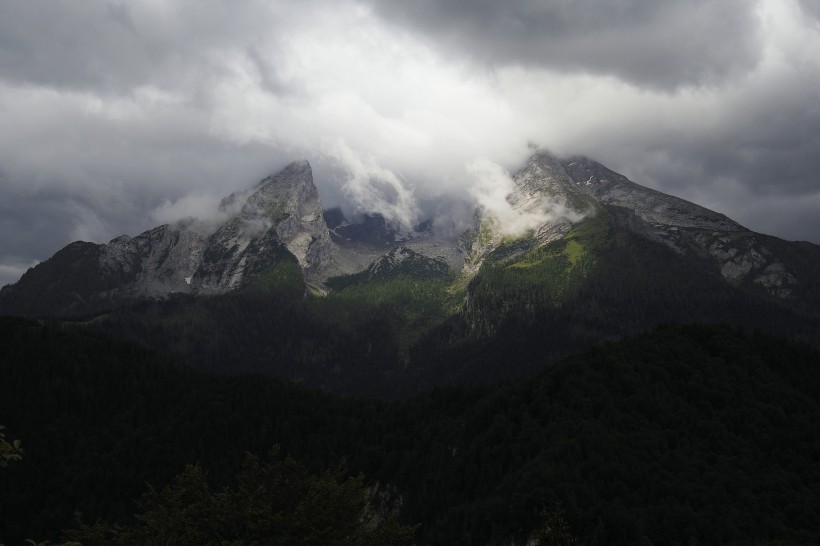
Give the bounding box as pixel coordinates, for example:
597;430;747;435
233;160;332;275
242;160;316;218
460;151;599;274
254;160;312;191
3;151;813;319
0;161;338;316
513;151;601;216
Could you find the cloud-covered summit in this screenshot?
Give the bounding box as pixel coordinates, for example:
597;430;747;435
1;0;819;287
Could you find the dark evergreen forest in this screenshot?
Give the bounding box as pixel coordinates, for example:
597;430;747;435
2;318;819;545
3;213;820;545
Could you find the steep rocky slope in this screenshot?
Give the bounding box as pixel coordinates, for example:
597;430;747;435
0;161;333;316
459;152;599;275
561;156;801;296
2;150;817;319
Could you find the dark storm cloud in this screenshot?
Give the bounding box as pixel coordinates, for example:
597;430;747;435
364;0;762;88
0;189;84;286
798;0;820;19
0;1;292;93
571;4;820;243
0;2;163;91
0;77;295;279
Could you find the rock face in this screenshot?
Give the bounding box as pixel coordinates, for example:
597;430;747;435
0;161;334;316
240;160;332;276
562;157;741;233
330;212;403;248
200;160;333;293
1;151;814;318
560;156;799;296
460;152;599;274
99;222;208;298
367;247;450;280
455;151;804;298
324;207;464;281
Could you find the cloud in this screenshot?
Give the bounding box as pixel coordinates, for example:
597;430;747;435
363;0;763;89
0;260;39;288
327;141;421;229
0;0;314;94
467;159;585;238
467;159;548;237
151;192;231;232
66;200;113;243
555;0;820;232
0;79;292;256
739;191;820;243
798;0;820;19
0;0;819;275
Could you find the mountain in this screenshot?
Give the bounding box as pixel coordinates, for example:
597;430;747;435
206;159;334;291
1;151;819;396
329;210;403;247
459;152;598;274
4;150;813;316
0;161;332;316
561;155;800;297
457;151;809;298
4;152;820;545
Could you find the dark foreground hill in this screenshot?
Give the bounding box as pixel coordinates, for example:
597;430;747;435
2;317;819;545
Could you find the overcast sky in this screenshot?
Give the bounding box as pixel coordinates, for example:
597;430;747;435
2;0;820;286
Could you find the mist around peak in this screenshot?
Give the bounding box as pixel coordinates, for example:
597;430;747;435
325;141;423;232
467;157;587;239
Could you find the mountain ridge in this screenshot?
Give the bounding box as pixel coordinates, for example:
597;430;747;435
560;156;801;293
1;151;817;320
0;161;327;315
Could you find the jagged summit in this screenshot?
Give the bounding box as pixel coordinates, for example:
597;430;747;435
460;150;598;274
239;160;331;273
260;159;311;181
219;160;312;211
247;161;314;210
454;150;802;297
517;152;599;210
0;161;334;316
509;151;600;237
1;150;814;318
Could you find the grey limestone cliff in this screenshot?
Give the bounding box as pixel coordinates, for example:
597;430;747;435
2;151;812;318
561;156;799;296
459;152;599;274
0;161;335;316
103;159;334;296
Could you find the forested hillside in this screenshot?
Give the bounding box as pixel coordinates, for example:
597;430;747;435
2;318;819;544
